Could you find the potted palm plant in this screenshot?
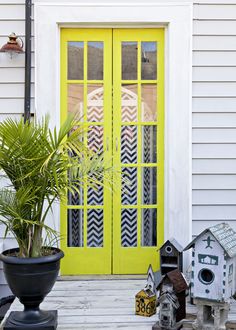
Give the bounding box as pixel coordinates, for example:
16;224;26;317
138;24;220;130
0;115;107;329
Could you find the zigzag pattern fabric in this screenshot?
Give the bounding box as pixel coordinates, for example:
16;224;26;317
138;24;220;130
87;87;103;122
68;185;83;205
87;209;103;247
122;167;137;205
67;209;83;247
143;208;151;246
142;126;157;163
121;126;137;164
121;209;137;247
87;184;103;205
122;106;137;122
142;167;151;205
87;125;103;155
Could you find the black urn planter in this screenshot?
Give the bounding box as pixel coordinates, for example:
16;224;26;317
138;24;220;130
0;247;64;330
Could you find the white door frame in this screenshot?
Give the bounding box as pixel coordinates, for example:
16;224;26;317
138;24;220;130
34;1;193;267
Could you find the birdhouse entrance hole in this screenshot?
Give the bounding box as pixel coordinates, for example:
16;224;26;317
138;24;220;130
198;269;214;285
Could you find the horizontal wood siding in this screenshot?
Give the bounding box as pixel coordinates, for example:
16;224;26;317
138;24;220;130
193;2;236;236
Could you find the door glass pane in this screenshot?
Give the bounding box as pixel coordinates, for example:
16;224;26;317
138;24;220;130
141;126;157;163
67;84;84;118
142;167;157;204
87;84;103;122
121;209;137;247
122;167;137;205
88;42;103;80
141;209;157;246
68;185;83;205
141;84;157;122
87;125;103;155
87;209;103;247
122;42;137;80
121;84;138;122
121;126;137;163
87;184;103;206
141;42;157;80
68;209;84;247
68;41;84;80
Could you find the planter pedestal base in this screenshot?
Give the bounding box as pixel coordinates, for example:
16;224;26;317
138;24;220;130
3;310;57;330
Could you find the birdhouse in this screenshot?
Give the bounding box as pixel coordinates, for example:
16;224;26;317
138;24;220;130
159;238;183;275
184;222;236;302
145;264;161;294
156;269;188;323
157;291;180;329
135;289;156;317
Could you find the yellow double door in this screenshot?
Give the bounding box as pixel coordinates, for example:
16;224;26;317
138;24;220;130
60;28;164;275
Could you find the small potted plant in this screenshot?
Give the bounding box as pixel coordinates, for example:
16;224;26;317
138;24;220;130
0;115;107;329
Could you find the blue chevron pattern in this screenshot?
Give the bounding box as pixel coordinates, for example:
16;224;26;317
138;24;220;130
87;125;103;155
68;185;83;205
87;184;103;205
87;209;103;247
121;209;137;247
142;167;151;205
142;209;157;246
122;167;137;205
67;209;83;247
121;126;137;164
142;126;157;163
142;167;157;205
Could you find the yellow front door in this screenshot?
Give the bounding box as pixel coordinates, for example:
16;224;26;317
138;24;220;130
60;28;164;275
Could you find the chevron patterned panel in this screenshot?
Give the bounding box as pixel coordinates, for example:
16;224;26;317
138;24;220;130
121;106;137;122
121;126;137;164
87;85;103;122
87;125;103;155
122;167;137;205
141;208;157;246
87;184;103;205
121;209;137;247
68;185;83;205
142;167;157;205
87;209;103;247
67;209;84;247
142;126;157;163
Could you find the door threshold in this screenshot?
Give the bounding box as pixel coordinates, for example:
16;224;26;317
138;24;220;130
58;274;146;281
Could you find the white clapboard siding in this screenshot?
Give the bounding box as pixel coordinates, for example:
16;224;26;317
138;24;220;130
193;51;236;66
193;36;236;51
0;5;25;19
193;113;236;127
193;4;236;19
0;84;34;98
193;67;236;82
193;97;236;112
193;144;236;158
0;68;35;83
193;205;236;220
0;99;35;114
193;20;236;36
193;159;236;174
193;189;236;205
192;220;236;236
193;175;236;189
193;128;236;143
193;82;236;97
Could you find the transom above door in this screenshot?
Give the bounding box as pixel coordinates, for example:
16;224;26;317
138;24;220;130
60;28;164;275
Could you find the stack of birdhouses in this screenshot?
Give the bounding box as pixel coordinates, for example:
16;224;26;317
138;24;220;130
184;222;236;330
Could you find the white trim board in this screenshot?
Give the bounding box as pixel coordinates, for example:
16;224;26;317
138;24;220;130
34;2;192;268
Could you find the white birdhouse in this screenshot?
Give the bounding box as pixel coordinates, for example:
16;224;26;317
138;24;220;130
185;222;236;302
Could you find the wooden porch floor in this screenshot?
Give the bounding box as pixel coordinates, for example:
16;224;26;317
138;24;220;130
1;276;236;329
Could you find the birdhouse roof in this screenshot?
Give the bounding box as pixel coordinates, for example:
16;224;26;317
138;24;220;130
157;269;188;293
160;238;183;252
184;222;236;258
158;291;180;309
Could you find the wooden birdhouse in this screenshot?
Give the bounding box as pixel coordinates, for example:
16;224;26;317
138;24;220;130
135;289;156;317
184;222;236;302
145;264;161;294
159;238;183;275
156;269;188;322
